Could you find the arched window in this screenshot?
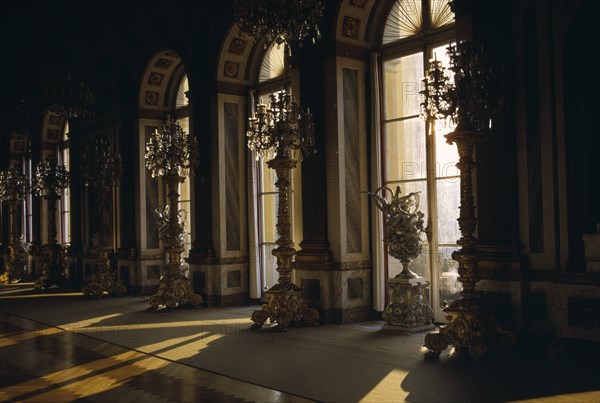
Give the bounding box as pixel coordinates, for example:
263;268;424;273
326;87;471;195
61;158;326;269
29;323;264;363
382;0;454;44
176;75;189;108
136;50;192;286
175;74;192;259
376;0;458;320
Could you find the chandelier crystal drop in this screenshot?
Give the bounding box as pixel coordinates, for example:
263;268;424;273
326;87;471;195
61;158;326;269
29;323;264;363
145;115;199;179
233;0;325;47
247;90;315;161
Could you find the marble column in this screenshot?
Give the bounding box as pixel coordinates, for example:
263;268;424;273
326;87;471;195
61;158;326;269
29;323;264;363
293;44;334;323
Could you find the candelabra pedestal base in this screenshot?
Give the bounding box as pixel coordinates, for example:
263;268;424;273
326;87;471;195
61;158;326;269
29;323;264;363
34;243;67;289
148;264;203;310
251;283;320;330
382;275;435;333
82;271;126;297
424;296;517;361
2;243;29;284
424;247;516;361
82;261;126;298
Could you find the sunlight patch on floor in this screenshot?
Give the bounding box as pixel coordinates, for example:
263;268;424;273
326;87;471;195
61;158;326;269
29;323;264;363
358;368;409;402
0;326;64;347
2;334;169;401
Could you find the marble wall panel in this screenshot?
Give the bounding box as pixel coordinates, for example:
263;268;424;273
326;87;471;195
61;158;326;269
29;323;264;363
145;126;160;249
224;102;241;251
343;68;362;254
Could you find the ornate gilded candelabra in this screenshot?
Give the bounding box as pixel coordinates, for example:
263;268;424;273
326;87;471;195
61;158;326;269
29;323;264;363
0;168;30;283
369;186;434;332
248;89;319;330
81;136;126;297
33;155;69;289
420;41;516;360
145;114;202;309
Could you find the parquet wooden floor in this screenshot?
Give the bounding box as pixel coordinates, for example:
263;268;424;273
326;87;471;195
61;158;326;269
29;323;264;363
0;313;313;402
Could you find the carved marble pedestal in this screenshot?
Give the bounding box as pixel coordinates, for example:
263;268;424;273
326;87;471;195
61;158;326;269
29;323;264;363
382;275;435;333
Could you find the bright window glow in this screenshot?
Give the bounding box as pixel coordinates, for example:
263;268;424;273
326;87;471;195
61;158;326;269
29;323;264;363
381;45;461;316
430;0;454;29
59;122;71;244
382;0;454;45
176;75;189;108
177;117;192;259
259;43;285;83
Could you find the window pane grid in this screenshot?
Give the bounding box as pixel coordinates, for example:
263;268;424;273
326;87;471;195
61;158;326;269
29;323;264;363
380;38;461;319
383;53;424;120
383;119;426;182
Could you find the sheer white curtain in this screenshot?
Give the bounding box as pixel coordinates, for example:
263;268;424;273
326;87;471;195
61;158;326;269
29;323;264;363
370;52;385;311
247;91;261;299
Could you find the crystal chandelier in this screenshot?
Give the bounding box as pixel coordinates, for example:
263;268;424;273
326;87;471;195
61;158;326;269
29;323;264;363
0;168;29;202
33;155;70;198
41;76;96;120
0;84;40;141
233;0;325;47
247;90;315;161
82;136;122;188
145;115;199;178
420;41;501;133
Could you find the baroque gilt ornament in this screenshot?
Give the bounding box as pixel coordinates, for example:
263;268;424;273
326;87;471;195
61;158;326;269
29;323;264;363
420;41;516;360
248;89;319;330
369;186;434;332
145;115;202;310
32;155;70;289
0;168;30;283
81;136;126;297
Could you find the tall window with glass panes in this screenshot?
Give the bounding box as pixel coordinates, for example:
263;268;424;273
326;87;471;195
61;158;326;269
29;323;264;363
378;0;459;320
